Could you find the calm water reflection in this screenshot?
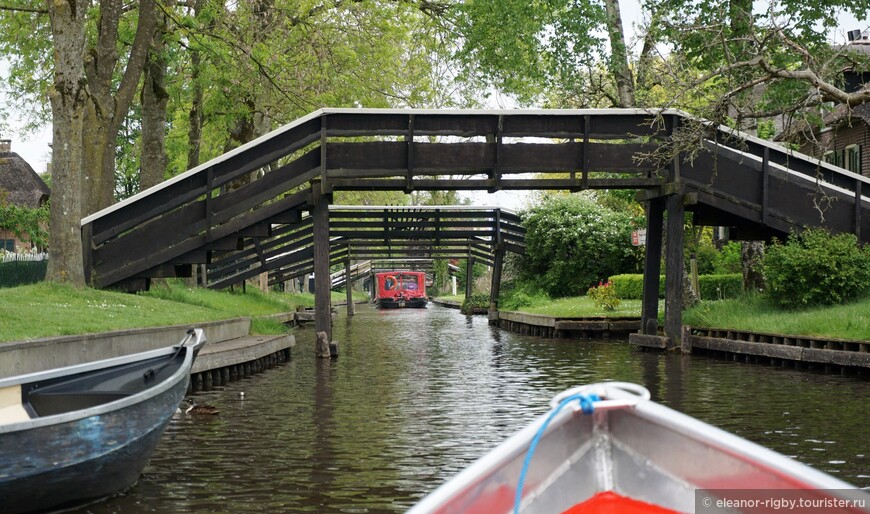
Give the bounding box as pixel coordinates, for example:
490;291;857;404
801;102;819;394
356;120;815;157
77;304;868;513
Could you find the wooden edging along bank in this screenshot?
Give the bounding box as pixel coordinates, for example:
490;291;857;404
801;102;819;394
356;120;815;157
497;310;641;339
490;310;869;371
682;327;870;371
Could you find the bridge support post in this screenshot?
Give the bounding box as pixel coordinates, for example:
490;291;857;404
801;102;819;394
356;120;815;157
465;255;475;300
313;191;332;355
345;258;355;317
488;246;505;324
664;193;684;350
641;198;664;335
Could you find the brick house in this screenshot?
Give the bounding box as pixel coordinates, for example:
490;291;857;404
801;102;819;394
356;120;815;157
777;33;869;178
792;103;869;178
0;139;51;252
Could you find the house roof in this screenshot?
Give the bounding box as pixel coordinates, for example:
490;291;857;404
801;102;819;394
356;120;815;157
0;151;51;208
775;101;870;142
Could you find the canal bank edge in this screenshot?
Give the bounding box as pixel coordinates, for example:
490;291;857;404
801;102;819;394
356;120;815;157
0;317;295;378
487;308;870;371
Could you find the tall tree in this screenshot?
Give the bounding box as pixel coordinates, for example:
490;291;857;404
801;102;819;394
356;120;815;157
454;0;870;114
140;4;170;190
46;0;88;285
82;0;159;215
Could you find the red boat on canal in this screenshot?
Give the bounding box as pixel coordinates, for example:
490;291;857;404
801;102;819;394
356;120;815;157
374;271;428;308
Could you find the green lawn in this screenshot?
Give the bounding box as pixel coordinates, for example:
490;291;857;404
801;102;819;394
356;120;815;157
5;283;866;343
438;292;870;341
0;281;369;343
683;295;870;341
435;293;647;317
516;296;645;317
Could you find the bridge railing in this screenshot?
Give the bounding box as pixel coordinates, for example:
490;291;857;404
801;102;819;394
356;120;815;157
80;108;869;290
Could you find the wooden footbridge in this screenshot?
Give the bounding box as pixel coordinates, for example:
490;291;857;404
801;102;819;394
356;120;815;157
81;108;870;351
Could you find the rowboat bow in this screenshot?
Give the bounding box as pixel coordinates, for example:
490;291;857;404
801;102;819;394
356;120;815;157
408;382;869;514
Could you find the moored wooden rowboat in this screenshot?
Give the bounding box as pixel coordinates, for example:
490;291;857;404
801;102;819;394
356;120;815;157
0;328;206;513
408;382;869;514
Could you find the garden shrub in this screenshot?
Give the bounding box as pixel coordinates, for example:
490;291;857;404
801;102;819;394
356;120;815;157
608;273;742;300
522;195;642;298
609;274;662;299
697;274;742;300
763;229;870;308
587;281;620;311
691;244;720;275
498;280;550;311
461;293;490;314
712;241;742;274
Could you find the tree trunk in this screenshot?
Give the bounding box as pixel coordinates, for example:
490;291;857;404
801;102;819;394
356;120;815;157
81;0;159;216
603;0;635;107
141;10;169;190
46;0;88;286
741;241;765;293
187;0;207;171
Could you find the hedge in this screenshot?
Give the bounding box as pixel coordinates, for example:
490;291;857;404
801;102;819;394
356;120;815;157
608;273;742;300
0;259;47;288
698;274;743;300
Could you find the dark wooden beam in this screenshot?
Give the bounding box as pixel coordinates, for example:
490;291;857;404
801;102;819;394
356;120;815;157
345;255;355;317
313;189;332;349
664;192;684;350
326;141;658;175
488;246;505;323
641;198;664;336
465;254;474;299
329;177;660;191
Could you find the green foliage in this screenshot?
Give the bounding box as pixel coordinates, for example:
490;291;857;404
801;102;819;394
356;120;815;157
454;0;609;104
461;293;490;315
712;241;743;274
608;273;741;300
430;259;449;296
455;258;487;293
698;274;743;300
756;119;777;140
691;244;720;275
0;201;50;250
763;229;870;308
498;280;550;311
587;280;620;311
522;195;642;298
608;274;662;300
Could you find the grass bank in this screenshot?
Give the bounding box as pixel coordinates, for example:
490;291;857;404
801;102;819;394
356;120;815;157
434;293;647;317
0;281;368;343
437;292;870;341
684;295;870;341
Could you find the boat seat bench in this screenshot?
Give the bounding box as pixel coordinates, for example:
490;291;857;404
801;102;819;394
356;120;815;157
0;385;32;425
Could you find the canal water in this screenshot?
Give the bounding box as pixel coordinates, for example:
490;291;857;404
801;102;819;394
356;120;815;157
77;304;867;513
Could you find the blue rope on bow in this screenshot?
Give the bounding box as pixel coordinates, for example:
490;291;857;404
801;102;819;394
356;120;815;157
513;393;600;514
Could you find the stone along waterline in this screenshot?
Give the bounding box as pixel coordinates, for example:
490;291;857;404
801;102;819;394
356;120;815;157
73;304;868;513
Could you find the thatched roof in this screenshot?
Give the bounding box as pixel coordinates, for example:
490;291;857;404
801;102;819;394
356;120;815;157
0;151;50;208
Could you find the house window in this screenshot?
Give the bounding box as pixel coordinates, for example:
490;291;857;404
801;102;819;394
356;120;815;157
1;239;14;252
845;145;861;174
823;149;844;167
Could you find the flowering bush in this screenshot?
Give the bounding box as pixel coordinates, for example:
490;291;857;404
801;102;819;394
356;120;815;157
587;280;620;311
